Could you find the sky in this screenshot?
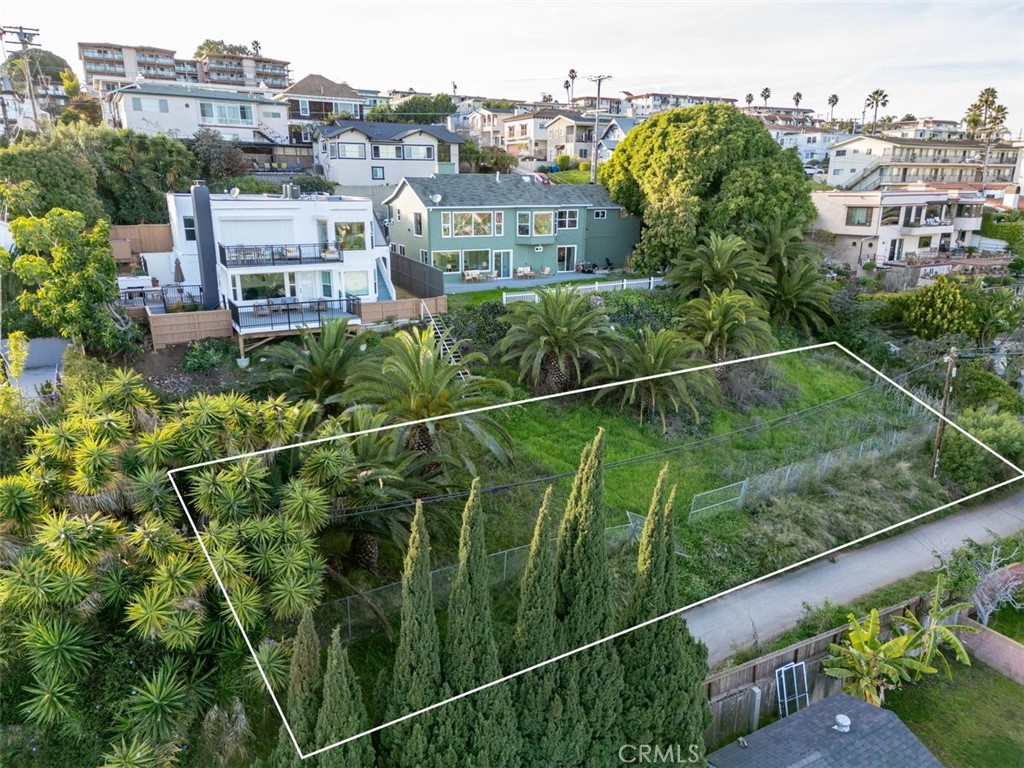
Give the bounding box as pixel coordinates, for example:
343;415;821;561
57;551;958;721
2;0;1023;135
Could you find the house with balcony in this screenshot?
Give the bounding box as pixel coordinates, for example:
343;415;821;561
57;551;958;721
571;94;623;115
157;185;393;342
110;81;288;143
620;91;736;117
812;186;985;266
544;113;610;162
467;106;514;147
502;108;580;167
313;121;462;187
382;173;640;288
880;117;965;141
827;136;1020;191
276;74;365;144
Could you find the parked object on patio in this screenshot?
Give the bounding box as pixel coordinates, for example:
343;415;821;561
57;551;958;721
515;266;537;279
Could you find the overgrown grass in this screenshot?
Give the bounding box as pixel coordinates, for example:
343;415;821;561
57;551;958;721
886;660;1024;767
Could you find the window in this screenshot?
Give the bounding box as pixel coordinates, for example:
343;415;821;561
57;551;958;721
371;145;403;159
300;129;312;143
335;222;366;250
918;236;933;249
517;211;531;236
494;211;503;236
832;168;843;176
432;250;461;273
594;209;608;220
880;206;901;226
414;212;423;236
451;211;493;237
317;220;329;248
199;102;253;126
237;273;284;301
441;211;452;238
556;209;578;230
183;216;196;242
578;148;588;159
131;96;169;113
419;249;428;263
834;149;847;157
299;99;309;116
533;211;554;236
329;144;338;159
371;166;384;180
845;207;872;226
263;110;281;119
405;145;435;160
343;270;370;296
332;143;366;159
454;212;473;237
557;245;577;271
463;249;490;271
320;271;333;298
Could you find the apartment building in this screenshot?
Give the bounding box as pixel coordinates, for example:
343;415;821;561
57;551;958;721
880;118;966;142
545;113;610;162
621;91;736;117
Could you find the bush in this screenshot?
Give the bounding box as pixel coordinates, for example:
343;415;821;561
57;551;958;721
555;154;574;171
955;361;1024;415
290;174;334;193
602;290;676;333
181;338;233;372
579;160;591;172
445;301;507;353
940;408;1024;493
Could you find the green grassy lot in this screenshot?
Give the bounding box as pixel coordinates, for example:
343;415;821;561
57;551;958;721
886;660;1024;767
548;169;592;184
989;605;1024;644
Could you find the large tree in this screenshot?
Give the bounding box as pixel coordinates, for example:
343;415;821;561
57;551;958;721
193;39;252;57
437;479;521;765
1;48;72;95
267;610;321;767
313;626;375;767
0;143;104;223
554;430;624;764
866;88;889;131
601;105;814;273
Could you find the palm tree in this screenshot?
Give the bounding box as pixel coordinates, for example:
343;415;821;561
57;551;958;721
677;289;775;364
568;68;577;104
792;92;803;107
744;93;754;109
200;698;252;767
969;287;1022;348
666;232;773;302
866;88;889;132
496;285;618;394
589;328;717;433
827;94;838;123
564;79;571;105
760;87;771;107
260;318;363;407
765;262;835;336
748;211;818;281
345;328;513;467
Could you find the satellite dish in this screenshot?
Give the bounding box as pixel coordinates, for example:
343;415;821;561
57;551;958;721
430;193;442;204
229;187;241;198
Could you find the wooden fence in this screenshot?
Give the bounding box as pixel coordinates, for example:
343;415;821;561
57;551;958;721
356;296;447;324
701;595;926;748
109;224;173;255
147;308;233;350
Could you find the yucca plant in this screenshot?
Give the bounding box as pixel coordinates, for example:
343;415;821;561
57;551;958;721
20;672;77;728
127;515;186;565
278;478;331;534
69;435;120;496
246;637;290;693
222;581;266;633
268;569;323;620
20;615;96;681
126;582;176;640
1;554;59;613
99;735;166;768
129;467;178;521
161;609;204;651
134;424;181;470
129;657;190;743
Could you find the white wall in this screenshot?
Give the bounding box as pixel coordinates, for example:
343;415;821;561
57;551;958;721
315;129;459;186
116;91;288;142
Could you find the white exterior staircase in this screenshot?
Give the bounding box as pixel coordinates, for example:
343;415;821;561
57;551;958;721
421;301;469;381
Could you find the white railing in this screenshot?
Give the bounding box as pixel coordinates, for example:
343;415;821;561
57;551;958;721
502;277;665;305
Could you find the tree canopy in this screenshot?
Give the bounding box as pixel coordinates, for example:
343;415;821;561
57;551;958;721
1;48;72;93
193;39;252;57
600;104;815;273
367;94;455;124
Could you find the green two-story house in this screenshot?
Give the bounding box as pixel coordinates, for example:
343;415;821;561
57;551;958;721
382;174;641;288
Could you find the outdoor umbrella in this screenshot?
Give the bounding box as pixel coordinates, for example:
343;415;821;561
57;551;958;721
173;257;185;284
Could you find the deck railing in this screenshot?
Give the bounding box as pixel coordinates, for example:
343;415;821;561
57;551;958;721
118;284;203;312
218;241;351;268
228;295;361;333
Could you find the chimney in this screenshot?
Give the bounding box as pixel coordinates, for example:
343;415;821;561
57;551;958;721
190;182;221;311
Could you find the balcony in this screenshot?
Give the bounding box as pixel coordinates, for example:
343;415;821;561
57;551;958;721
118;284;203;313
219;242;351;268
229;295;360;334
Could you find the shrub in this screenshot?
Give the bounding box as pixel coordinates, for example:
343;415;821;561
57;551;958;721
555;154;573;171
602;290;676;332
445;301;507;352
940;407;1024;493
181;339;232;372
290;174;334;193
579;160;591;172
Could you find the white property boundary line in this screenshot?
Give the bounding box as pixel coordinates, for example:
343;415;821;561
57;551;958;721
165;341;1024;759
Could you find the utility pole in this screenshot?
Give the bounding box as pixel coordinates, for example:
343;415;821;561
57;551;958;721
588;74;612;184
931;347;958;479
0;26;41;131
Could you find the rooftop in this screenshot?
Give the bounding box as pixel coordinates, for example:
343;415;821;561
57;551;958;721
386;173;626;209
317;120;464;144
707;693;941;768
112;82;279;104
504;108;584;123
280;74;362;101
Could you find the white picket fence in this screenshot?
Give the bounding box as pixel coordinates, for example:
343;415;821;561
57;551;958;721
502;277;666;305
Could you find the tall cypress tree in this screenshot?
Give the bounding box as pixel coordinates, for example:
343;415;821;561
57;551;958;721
438;478;522;765
268;609;321;767
512;486;587;765
618;464;711;757
313;625;375;767
378;501;442;767
554;429;624;765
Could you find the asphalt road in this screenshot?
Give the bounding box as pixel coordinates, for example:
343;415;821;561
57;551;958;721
682;486;1024;664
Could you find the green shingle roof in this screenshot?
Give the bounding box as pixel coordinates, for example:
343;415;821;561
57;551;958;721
392;174;625;209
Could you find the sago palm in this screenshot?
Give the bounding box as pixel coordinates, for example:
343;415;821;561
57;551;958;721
748;211;818;281
765;262;835;336
589;328;717;434
262;318;364;406
677;289;775;364
496;285;617;394
667;232;772;302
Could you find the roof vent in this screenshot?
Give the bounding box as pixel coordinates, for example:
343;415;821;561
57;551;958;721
833;714;851;734
495;172;500;183
521;175;531;182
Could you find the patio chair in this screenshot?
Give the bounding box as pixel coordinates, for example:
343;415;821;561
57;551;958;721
253;301;271;317
541;266;552;277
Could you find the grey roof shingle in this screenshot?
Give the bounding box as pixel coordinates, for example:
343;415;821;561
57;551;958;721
316;120;464;144
281;74;362;101
392;174;625;209
707;693;942;768
112;82;278;104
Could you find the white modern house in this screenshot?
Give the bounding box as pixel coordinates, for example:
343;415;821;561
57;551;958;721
110;81;289;142
880;118;966;142
503;108;580;167
826;136;1020;191
545;113;610;162
812;186;985;266
312;121;463;186
620;91;736;117
149;186;394;338
466;106;514;147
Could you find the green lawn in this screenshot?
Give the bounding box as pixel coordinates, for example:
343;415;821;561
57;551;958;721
989;605;1024;644
548;169;592;184
886;660;1024;767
